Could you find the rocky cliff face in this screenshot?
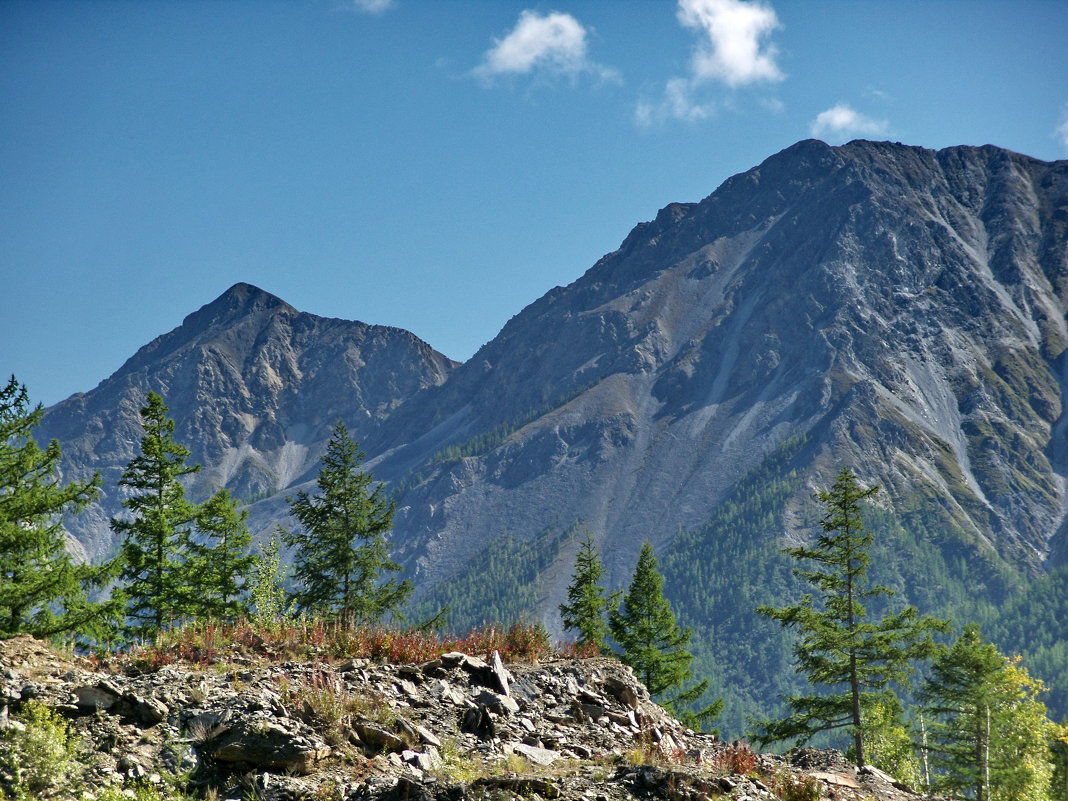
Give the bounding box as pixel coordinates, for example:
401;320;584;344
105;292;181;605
40;282;457;558
0;635;931;801
372;140;1068;598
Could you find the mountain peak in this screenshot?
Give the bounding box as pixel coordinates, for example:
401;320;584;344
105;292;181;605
187;282;294;329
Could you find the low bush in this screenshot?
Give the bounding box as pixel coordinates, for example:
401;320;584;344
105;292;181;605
125;618;558;669
0;701;83;800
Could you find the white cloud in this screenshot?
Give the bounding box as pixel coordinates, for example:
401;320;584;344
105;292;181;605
636;0;782;125
475;10;617;82
678;0;783;87
350;0;393;14
1056;105;1068;152
636;77;715;127
810;103;889;140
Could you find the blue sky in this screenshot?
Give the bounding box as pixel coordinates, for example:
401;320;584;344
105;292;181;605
3;0;1066;407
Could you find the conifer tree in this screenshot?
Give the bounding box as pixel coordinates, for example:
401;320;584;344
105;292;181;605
610;541;720;725
559;528;609;651
112;392;199;640
919;624;1055;801
0;376;120;641
182;488;254;621
756;468;947;766
284;422;410;622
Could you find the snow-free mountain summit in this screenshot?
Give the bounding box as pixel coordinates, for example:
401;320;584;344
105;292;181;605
42;142;1068;724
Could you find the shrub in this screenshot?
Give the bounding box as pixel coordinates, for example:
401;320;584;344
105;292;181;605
769;770;823;801
708;741;758;775
125;618;558;670
0;701;84;800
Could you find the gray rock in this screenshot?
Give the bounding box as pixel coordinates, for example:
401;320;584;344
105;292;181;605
354;722;407;753
512;742;561;766
415;725;442;747
490;650;511;696
74;684;119;711
136;697;169;725
208;719;330;774
477;689;519;716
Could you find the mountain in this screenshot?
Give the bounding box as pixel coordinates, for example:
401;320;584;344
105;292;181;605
376;139;1068;597
364;139;1068;732
39;140;1068;732
40;282;457;558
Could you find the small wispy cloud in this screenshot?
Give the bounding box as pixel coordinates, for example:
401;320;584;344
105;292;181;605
636;78;715;126
810;103;889;141
678;0;783;87
637;0;783;126
474;10;618;83
1056;105;1068;152
350;0;393;14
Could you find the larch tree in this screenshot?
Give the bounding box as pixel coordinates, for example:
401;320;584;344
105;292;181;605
112;391;199;640
559;527;609;651
183;488;255;621
0;376;120;641
756;468;947;767
919;623;1055;801
283;422;410;622
610;540;720;726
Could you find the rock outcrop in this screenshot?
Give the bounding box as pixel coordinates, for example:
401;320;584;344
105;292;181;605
0;636;930;800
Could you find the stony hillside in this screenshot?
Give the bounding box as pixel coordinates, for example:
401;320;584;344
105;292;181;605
374;140;1068;603
0;635;931;801
39;282;457;558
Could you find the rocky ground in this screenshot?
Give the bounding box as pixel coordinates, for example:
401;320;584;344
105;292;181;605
0;635;935;800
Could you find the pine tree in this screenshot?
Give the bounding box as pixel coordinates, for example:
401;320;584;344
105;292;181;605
755;468;947;766
610;541;720;725
284;422;410;622
182;488;254;621
112;392;199;640
559;528;609;651
0;376;120;641
919;624;1055;801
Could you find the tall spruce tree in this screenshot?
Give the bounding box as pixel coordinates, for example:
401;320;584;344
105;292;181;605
112;392;199;640
756;468;947;766
284;422;410;622
183;488;254;621
919;624;1055;801
559;528;609;651
0;376;120;641
610;541;720;725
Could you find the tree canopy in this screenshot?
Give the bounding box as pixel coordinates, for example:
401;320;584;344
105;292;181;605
559;527;609;651
0;376;119;641
920;623;1055;801
284;422;410;622
113;392;201;639
756;468;947;766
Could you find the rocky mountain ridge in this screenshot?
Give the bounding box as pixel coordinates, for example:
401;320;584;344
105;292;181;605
371;139;1068;599
32;139;1068;730
40;281;457;558
0;635;930;801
